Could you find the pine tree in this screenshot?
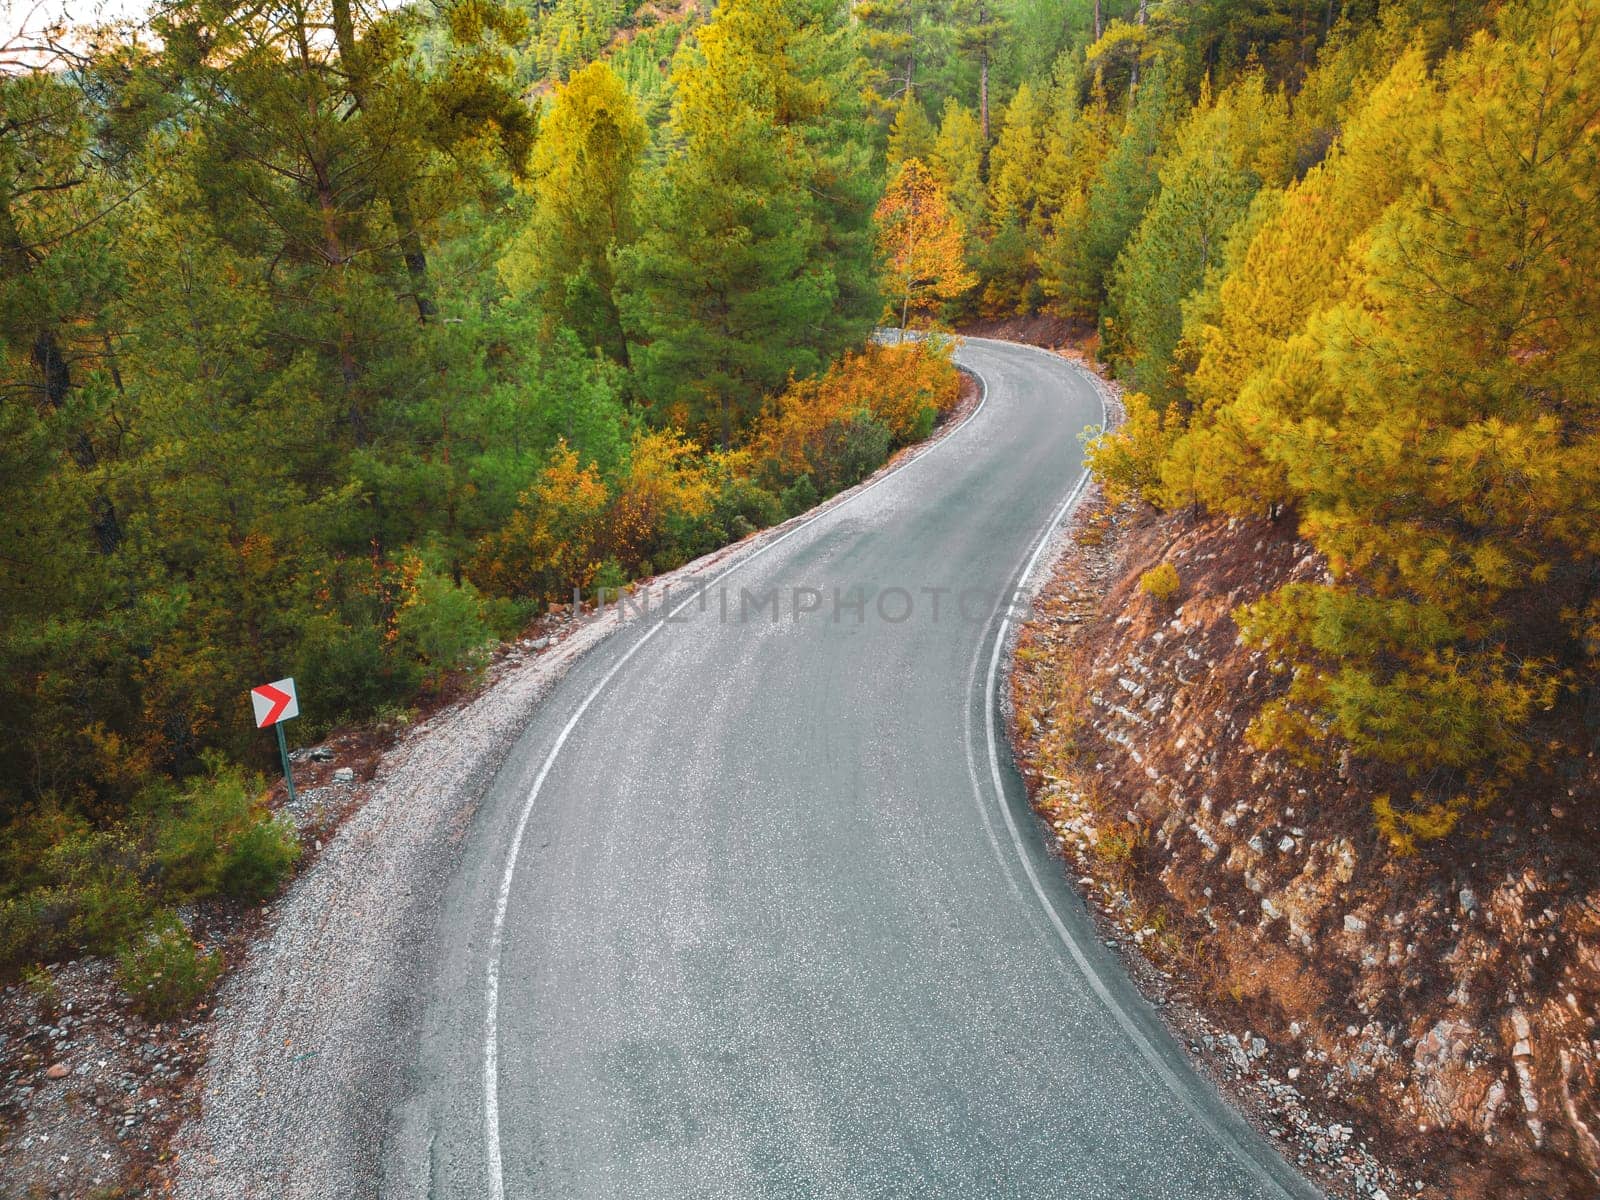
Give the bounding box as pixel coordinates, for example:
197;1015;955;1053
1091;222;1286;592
855;0;943;120
887;88;937;167
1165;45;1437;515
1036;70;1115;317
785;0;882;352
618;0;846;448
1106;72;1288;402
985;81;1048;227
1005;0;1098;89
948;0;1006;139
0;60;139;813
499;61;647;364
156;0;528;451
980;81;1049;312
1084;10;1155;102
930;99;985;233
1066;56;1173;313
1217;0;1599;841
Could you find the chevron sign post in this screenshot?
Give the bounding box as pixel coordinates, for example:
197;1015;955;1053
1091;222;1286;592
250;677;301;806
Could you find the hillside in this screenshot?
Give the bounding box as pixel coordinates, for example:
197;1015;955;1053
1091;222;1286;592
1013;488;1600;1198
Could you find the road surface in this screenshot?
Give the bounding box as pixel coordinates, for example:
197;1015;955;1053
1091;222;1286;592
383;337;1322;1200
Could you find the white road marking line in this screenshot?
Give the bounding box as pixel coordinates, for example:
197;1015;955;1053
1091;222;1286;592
958;346;1318;1200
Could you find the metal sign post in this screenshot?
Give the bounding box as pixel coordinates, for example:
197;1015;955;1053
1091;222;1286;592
273;720;297;807
250;677;301;805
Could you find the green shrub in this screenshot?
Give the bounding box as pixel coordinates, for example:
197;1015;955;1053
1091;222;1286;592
144;757;298;902
0;812;153;975
221;815;300;902
64;871;150;955
23;963;60;1018
779;473;820;517
145;767;242;900
481;594;539;640
0;802;90;895
0;898;41;975
592;559;627;596
153;761;299;904
396;559;494;690
1139;561;1181;603
117;911;222;1020
711;478;781;536
0;782;280;987
805;413;891;492
1093;820;1148;874
39;829;148;955
297;614;421;724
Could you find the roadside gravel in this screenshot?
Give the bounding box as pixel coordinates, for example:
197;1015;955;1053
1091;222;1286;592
171;372;983;1200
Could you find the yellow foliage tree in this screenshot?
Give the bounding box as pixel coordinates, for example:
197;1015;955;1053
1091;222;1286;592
886;88;936;168
606;429;715;571
930;99;985;234
876;158;976;329
985;82;1049;228
1188;44;1437;420
498;61;646;361
1091;0;1600;847
1235;0;1600;837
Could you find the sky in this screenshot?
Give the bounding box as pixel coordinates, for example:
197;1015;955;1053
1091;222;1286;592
5;0;152;25
3;0;150;65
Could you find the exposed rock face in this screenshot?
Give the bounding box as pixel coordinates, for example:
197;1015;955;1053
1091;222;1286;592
1012;503;1600;1200
1413;1019;1496;1131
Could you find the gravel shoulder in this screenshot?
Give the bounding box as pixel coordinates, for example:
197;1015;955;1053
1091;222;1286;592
170;370;984;1200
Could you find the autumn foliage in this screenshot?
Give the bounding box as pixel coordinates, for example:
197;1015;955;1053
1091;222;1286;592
472;338;962;605
1085;0;1600;847
875;158;976;327
472;441;612;601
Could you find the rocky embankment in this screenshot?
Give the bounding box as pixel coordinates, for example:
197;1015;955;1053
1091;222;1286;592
1012;485;1600;1199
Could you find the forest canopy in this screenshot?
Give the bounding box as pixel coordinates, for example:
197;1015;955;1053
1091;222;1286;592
4;0;1591;983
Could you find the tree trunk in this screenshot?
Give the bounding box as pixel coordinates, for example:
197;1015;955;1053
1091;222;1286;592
1093;0;1102;40
317;173;365;444
979;44;990;142
392;195;437;321
2;187;119;552
102;333;125;399
330;0;435;323
1129;0;1149;91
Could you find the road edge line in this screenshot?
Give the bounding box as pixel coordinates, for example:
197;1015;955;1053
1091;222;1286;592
958;344;1324;1200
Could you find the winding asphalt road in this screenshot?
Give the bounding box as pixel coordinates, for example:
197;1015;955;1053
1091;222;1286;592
384;338;1322;1200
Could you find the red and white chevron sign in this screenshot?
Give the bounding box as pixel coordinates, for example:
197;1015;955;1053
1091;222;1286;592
250;677;300;728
